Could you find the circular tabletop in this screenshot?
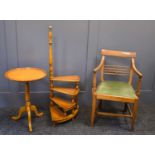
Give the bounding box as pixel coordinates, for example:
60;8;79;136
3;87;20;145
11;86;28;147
5;67;47;82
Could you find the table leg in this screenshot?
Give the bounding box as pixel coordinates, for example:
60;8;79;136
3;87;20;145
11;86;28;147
31;105;43;117
11;81;43;132
27;106;32;132
12;106;26;120
25;81;33;132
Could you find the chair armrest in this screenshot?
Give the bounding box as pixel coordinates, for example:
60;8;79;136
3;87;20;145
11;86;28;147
93;56;105;73
93;72;97;90
131;58;143;97
93;56;105;89
131;58;143;78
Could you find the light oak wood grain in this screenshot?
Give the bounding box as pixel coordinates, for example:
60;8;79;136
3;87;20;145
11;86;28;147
5;68;46;132
91;49;143;131
101;49;136;58
48;26;80;124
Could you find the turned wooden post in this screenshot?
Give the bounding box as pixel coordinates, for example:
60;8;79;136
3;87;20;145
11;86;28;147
129;61;133;85
25;82;31;108
48;26;54;77
48;26;54;99
25;81;32;132
75;82;79;107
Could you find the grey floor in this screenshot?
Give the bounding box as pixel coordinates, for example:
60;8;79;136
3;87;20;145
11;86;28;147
0;101;154;135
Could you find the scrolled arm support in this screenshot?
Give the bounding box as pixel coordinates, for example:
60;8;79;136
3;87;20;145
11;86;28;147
93;56;105;90
93;56;105;73
131;58;143;97
131;58;143;78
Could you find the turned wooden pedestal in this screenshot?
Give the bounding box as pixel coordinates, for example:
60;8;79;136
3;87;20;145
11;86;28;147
5;67;47;132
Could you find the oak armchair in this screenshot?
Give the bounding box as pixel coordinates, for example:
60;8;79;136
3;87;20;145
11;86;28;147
91;49;143;130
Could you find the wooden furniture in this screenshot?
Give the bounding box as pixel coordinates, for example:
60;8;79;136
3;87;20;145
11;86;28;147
91;49;143;130
48;26;80;124
5;67;47;132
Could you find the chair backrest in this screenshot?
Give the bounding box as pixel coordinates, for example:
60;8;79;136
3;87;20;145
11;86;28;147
101;49;136;58
100;49;137;83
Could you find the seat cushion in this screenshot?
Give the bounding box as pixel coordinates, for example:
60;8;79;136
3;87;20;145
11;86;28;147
96;81;137;99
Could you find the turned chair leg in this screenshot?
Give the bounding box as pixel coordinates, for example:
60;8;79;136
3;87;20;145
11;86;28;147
91;94;96;127
131;102;138;131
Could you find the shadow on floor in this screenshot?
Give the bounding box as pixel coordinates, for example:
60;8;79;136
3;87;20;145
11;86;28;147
0;101;154;135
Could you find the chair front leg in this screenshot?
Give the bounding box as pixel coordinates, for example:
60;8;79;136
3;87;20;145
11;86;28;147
91;89;97;127
131;101;138;131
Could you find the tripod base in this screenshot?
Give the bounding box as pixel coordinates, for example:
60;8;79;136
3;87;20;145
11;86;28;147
12;104;43;132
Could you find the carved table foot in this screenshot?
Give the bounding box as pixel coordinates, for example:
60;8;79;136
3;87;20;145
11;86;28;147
31;105;44;117
5;68;47;132
11;104;43;132
11;106;26;120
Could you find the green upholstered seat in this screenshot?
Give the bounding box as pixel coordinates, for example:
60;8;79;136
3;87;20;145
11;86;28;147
96;81;137;99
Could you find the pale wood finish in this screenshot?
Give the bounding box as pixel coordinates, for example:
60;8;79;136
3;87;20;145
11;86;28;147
48;26;54;101
100;57;105;81
105;64;129;69
131;101;138;130
131;58;143;78
48;26;80;124
104;72;129;76
97;111;132;118
50;105;79;123
91;49;143;130
90;88;96;127
96;93;138;103
129;63;134;84
51;87;79;96
104;65;129;76
94;56;105;73
50;105;66;122
93;56;105;90
131;58;143;97
11;82;44;132
5;67;46;132
51;75;80;82
101;49;136;58
50;97;76;111
48;26;54;77
5;67;46;82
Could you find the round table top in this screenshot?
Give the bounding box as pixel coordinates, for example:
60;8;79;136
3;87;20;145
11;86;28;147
5;67;47;82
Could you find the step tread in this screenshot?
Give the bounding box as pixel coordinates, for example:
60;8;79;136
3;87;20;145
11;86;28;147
50;105;79;123
51;75;80;82
51;97;75;111
50;106;66;121
51;87;79;96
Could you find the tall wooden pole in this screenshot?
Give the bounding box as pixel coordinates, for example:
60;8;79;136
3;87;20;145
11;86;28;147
48;26;54;77
48;26;54;100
